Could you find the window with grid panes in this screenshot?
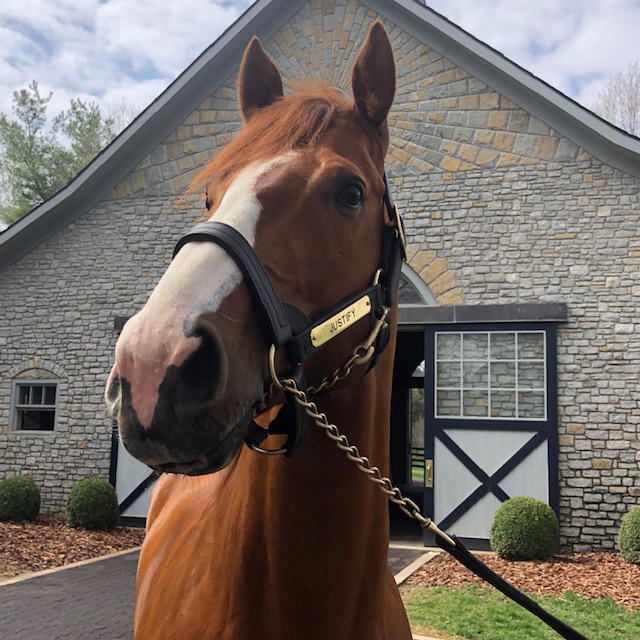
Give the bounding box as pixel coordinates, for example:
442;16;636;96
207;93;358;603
435;331;546;420
12;382;58;431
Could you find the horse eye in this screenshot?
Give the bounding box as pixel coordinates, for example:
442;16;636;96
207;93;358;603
337;184;363;208
205;193;211;211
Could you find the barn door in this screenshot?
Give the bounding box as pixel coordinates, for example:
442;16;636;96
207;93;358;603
109;420;155;525
423;325;559;549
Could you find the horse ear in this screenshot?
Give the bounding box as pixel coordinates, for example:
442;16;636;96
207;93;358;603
238;37;283;122
351;21;396;129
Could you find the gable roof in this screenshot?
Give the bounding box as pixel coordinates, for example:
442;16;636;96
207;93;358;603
2;0;639;272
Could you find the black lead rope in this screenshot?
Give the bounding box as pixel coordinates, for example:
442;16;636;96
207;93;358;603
434;534;589;639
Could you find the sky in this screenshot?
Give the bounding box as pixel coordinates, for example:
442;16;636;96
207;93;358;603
0;0;639;126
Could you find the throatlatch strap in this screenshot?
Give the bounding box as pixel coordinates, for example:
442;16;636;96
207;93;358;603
173;221;293;349
435;534;588;640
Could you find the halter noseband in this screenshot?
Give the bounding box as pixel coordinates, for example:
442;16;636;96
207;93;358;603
173;169;406;456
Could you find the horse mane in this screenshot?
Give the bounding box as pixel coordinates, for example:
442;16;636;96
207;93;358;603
188;84;352;197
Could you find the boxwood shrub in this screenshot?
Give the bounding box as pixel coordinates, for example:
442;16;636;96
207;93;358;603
619;506;640;565
490;496;558;561
0;476;41;522
67;477;119;530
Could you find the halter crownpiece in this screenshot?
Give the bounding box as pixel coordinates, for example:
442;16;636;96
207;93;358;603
172;168;406;456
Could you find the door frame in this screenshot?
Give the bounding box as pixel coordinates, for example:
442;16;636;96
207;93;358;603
422;321;560;549
109;418;156;527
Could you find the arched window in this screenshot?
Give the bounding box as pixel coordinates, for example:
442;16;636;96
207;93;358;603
398;263;436;306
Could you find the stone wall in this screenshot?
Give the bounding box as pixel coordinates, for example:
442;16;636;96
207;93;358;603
397;158;640;551
0;0;638;547
0;196;193;512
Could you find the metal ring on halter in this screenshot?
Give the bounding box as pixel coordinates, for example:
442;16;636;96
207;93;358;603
247;441;288;456
251;345;292;455
268;344;285;390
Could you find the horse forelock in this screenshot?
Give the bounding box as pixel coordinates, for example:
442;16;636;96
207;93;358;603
188;84;352;199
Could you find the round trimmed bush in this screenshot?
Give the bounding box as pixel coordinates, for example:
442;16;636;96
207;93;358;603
490;496;558;561
619;506;640;565
67;477;119;530
0;476;41;521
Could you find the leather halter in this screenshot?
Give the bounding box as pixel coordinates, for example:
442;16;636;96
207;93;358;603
173;170;406;456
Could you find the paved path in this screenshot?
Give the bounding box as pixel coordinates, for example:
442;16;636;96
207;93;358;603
1;552;139;640
0;546;428;640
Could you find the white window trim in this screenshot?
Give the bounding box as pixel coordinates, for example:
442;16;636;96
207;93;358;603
434;330;547;421
10;379;59;434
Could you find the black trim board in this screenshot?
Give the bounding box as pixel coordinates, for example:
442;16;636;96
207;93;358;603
118;473;157;514
108;419;119;487
398;303;567;328
119;516;147;529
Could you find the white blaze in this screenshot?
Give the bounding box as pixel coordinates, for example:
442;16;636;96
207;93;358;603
186;151;298;317
116;152;298;428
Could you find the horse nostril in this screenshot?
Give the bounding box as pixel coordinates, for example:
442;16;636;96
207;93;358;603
177;331;226;408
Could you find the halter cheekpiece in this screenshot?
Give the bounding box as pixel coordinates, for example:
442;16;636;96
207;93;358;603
172;169;406;456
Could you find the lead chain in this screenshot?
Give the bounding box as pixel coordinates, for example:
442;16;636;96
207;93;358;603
307;308;390;395
308;345;374;395
280;376;456;547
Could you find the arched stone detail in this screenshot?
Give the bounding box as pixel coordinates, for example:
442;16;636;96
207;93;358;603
7;357;66;379
405;244;463;305
112;0;587;200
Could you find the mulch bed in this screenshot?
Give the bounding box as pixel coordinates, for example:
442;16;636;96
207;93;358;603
406;552;640;609
0;516;145;579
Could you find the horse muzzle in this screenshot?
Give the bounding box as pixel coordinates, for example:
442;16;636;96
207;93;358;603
105;327;256;475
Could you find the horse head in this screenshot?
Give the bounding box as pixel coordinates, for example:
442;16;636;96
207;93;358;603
105;21;396;475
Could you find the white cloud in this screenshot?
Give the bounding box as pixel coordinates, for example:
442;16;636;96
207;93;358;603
428;0;640;109
0;0;250;119
0;0;639;125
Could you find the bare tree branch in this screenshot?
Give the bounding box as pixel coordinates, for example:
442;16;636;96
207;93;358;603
592;60;640;136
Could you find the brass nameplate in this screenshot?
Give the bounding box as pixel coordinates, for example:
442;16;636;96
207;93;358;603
310;296;371;348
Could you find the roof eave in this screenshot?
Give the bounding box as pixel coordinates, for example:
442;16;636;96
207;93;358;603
3;0;640;273
0;0;307;272
367;0;640;176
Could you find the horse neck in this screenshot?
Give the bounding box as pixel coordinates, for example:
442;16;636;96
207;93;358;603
228;335;396;620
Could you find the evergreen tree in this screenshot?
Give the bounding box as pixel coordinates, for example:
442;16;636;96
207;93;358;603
0;81;127;226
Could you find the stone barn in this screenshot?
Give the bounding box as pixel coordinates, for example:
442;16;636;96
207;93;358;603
1;0;639;551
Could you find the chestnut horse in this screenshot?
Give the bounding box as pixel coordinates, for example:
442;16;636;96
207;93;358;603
106;21;413;640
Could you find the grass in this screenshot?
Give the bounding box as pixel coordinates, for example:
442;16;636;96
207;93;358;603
402;585;640;640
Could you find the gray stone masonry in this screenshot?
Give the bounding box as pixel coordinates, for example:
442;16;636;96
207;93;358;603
396;159;640;552
1;0;639;550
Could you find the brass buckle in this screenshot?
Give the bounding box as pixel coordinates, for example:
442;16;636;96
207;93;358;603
394;204;407;255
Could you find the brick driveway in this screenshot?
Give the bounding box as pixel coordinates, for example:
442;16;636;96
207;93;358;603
0;546;425;640
1;551;138;640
